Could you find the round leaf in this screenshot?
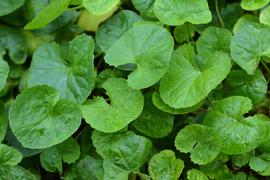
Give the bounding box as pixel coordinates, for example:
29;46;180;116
154;0;212;26
82;0;120;15
9;85;82;149
92;130;152;171
160;44;231;109
132;92;174;138
28;34;96;104
175;124;221;165
148;150;184;180
230;15;270;75
104;22;174;89
81;78;143;133
203;96;269;154
96;10;143;52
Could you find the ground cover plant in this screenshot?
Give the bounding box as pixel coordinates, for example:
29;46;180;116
2;0;270;179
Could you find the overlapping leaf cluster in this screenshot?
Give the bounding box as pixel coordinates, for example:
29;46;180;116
1;0;270;179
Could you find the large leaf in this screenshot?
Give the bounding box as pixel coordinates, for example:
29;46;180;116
92;130;152;171
28;34;96;104
105;22;174;89
0;0;25;16
96;10;143;52
154;0;212;26
81;78;143;133
148;150;184;180
224;69;267;105
0;25;28;64
82;0;120;15
203;96;269;154
241;0;270;10
0;144;22;166
175;124;221;165
40;137;80;173
24;0;71;30
9;85;82;149
230;15;270;75
132;92;174;138
0;57;9;92
159;44;231;109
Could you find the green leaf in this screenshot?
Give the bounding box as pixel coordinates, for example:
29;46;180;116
152;91;203;115
0;102;7;142
159;44;231;109
203;96;268;154
0;57;9;91
232;151;254;168
260;5;270;26
0;25;28;64
92;130;152;171
148;150;184;180
230;15;270;75
0;144;22;165
200;160;230;179
81;78;143;133
82;0;120;15
173;23;195;44
104;22;174;89
154;0;212;26
187;169;209;180
9;85;82;149
28;34;96;104
40;137;80;173
241;0;270;10
24;0;71;30
0;165;39;180
131;0;155;17
249;153;270;176
175;124;221;165
196;26;232;58
103;160;130;180
96;10;143;52
0;0;25;16
224;69;267;105
64;155;103;180
132;92;174;138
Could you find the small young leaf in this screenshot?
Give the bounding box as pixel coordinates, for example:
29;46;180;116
105;22;174;89
154;0;212;26
9;85;82;149
81;78;143;133
28;34;96;104
132;92;174;138
249;153;270;176
160;44;231;109
175;124;221;165
148;150;184;180
260;6;270;26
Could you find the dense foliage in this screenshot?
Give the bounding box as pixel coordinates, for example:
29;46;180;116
1;0;270;179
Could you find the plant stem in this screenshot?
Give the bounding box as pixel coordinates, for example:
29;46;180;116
215;0;225;28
